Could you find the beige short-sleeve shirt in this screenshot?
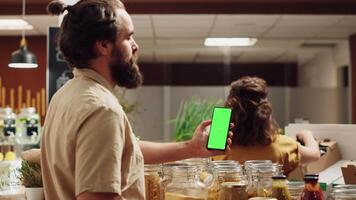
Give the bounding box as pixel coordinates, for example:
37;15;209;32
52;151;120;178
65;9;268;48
40;68;144;200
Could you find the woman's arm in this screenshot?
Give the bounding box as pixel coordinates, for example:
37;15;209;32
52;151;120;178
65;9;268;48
296;130;320;164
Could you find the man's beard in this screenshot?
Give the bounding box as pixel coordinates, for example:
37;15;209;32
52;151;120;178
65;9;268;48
109;47;143;89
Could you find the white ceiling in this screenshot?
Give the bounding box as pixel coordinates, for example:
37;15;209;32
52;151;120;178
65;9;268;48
1;14;355;63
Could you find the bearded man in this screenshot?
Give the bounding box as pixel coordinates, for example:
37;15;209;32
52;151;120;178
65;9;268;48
42;0;233;199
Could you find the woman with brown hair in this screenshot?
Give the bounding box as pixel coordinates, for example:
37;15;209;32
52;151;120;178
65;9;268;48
223;76;320;174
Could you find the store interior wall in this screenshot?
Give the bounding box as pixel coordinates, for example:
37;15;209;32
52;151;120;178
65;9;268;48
122;86;349;142
0;36;47;122
0;37;351;142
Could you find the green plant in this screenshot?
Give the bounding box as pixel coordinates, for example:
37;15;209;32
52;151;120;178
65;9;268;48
171;97;222;142
17;160;42;188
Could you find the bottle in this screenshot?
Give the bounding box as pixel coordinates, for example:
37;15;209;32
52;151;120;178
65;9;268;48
300;174;323;200
271;175;291;200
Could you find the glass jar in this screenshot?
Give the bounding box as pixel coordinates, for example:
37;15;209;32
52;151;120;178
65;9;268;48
0;108;16;142
287;181;304;200
206;165;244;200
220;182;248;200
272;163;284;175
327;185;356;200
160;162;187;200
184;158;212;186
165;165;207;200
244;160;272;171
246;162;277;198
330;190;356;200
144;164;161;200
16;107;40;145
271;175;291;200
300;174;323;200
215;166;243;183
211;160;239;166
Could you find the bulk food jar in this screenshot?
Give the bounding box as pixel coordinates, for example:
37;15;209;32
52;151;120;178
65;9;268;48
160;162;187;200
0;108;16;141
144;164;161;200
184;158;211;185
16;107;40;144
245;161;279;198
327;185;356;200
287;181;304;200
165;165;207;200
207;164;243;200
220;181;248;200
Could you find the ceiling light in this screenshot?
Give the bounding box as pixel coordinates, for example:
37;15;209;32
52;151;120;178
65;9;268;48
8;38;38;69
204;38;258;47
8;0;38;69
0;19;33;30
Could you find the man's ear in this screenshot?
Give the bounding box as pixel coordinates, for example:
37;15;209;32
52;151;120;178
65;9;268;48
94;40;112;56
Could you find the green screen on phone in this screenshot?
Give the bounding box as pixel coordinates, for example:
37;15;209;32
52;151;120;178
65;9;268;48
207;107;232;150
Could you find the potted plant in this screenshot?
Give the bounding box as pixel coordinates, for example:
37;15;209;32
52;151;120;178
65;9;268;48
18;150;43;200
171;97;222;141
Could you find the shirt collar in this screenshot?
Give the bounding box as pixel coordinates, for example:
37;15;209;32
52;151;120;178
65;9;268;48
73;68;114;93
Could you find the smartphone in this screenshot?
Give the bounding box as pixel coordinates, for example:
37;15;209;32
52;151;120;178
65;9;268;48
207;107;232;150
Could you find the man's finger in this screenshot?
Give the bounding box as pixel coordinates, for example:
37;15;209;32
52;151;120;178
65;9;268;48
228;131;233;138
198;120;212;131
229;123;234;129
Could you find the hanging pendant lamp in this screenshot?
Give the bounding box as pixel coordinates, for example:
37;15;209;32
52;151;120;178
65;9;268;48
8;0;38;69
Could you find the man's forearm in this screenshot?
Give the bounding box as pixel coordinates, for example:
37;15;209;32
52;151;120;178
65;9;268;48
139;140;196;164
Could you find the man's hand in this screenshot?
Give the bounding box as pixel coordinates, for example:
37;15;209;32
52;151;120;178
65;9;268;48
188;120;234;158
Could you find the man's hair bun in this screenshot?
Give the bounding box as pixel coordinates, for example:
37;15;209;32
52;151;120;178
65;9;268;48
47;1;65;16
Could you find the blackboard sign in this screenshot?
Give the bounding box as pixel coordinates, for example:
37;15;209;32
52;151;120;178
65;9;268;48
47;27;73;102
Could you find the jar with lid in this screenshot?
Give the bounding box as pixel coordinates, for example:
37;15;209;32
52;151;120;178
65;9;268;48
287;181;304;200
160;162;187;200
300;174;323;200
144;164;161;200
220;182;248;200
165;165;207;200
328;189;356;200
327;185;356;200
207;165;244;200
211;160;239;166
215;165;243;184
271;175;291;200
184;157;212;186
244;160;272;171
0;108;17;142
245;162;277;198
16;107;40;145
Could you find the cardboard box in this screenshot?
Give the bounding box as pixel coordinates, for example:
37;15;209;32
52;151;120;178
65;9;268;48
341;161;356;184
288;140;341;181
